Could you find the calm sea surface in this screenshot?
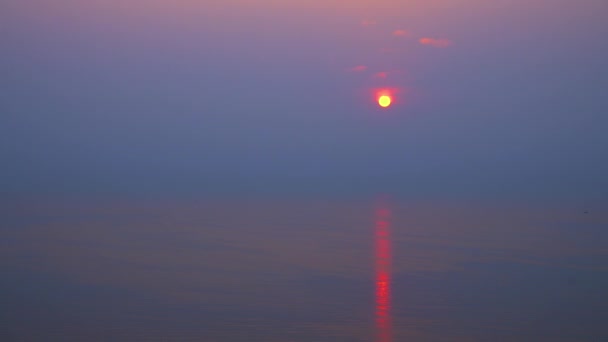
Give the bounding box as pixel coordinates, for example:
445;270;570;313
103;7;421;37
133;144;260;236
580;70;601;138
2;198;607;341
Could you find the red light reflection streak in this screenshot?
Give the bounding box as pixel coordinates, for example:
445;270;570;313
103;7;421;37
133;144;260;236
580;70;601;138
375;205;392;342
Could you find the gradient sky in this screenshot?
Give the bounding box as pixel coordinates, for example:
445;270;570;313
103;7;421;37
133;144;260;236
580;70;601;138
2;0;608;200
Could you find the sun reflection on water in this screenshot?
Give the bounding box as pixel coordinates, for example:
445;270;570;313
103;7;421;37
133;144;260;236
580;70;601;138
375;202;392;342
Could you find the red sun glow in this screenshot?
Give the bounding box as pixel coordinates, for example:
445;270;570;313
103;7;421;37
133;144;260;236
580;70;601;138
374;88;402;109
375;89;396;108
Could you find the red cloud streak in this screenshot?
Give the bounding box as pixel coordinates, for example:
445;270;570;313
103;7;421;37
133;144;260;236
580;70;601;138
392;29;410;37
419;37;453;48
374;72;388;79
349;65;368;72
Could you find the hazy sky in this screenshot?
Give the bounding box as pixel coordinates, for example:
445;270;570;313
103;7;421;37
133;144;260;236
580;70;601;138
2;0;607;200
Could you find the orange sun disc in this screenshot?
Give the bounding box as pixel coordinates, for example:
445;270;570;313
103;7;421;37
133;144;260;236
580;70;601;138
378;95;392;108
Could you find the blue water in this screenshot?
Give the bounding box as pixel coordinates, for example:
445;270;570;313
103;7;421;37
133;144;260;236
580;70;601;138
1;198;607;341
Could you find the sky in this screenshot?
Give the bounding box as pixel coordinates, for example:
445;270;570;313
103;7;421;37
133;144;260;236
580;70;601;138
1;0;608;201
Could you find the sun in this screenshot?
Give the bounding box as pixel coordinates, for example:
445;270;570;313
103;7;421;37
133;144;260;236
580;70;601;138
378;95;392;108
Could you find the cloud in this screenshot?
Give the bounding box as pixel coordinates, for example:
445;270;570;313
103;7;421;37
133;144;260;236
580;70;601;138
374;72;388;79
419;37;453;48
361;19;376;27
392;29;410;37
349;65;368;72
